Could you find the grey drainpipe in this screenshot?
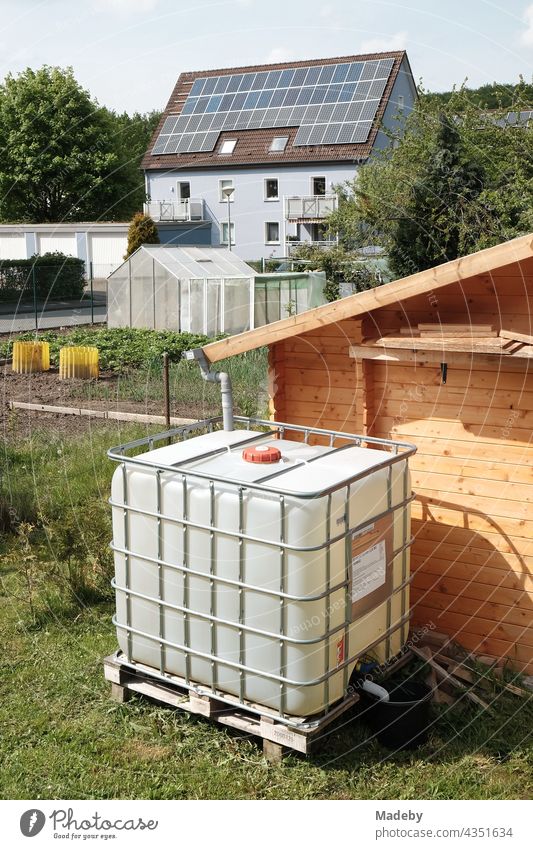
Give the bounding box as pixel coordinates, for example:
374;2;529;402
183;348;234;432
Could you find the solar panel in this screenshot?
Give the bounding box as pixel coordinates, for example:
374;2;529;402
323;124;341;143
154;58;396;153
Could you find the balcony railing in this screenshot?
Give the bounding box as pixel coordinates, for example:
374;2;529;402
284;194;338;220
144;199;204;222
286;240;337;254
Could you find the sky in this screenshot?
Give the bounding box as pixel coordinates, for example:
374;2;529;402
1;0;533;114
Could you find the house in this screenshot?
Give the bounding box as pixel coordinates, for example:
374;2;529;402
141;51;417;261
200;233;533;673
0;221;129;281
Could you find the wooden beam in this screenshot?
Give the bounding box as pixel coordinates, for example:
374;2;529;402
201;233;533;363
9;401;194;426
349;345;533;368
500;328;533;345
361;359;374;436
418;323;494;333
410;645;491;710
370;335;508;353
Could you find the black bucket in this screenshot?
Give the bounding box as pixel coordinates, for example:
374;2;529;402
362;681;432;751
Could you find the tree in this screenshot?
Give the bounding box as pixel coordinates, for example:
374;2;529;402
326;91;533;275
290;243;381;302
425;77;533;109
104;109;161;215
124;212;160;258
389;114;485;276
0;66;154;222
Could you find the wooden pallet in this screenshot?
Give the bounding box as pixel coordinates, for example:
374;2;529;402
104;652;360;762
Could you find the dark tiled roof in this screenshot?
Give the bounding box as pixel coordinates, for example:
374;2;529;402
142;51;407;171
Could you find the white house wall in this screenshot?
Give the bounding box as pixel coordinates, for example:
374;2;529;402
146;163;358;260
372;57;417;152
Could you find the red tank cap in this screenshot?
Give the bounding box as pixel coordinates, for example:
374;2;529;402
242;445;282;464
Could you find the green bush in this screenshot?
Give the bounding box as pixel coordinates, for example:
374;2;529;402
124;212;160;258
0;252;85;302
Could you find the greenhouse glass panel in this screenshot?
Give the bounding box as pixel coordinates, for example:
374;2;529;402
107;261;130;328
154;262;179;330
189;278;205;333
180;279;190;332
224;277;251;334
130;250;155;329
254;279;281;327
206;278;222;336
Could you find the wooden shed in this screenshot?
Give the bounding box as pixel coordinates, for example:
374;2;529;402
202;233;533;674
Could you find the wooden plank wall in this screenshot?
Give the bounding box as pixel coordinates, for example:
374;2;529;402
269;263;533;672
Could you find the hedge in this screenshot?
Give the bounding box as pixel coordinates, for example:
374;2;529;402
0;252;85;302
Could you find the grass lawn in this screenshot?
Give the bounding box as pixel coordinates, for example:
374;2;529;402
1;376;532;800
1;581;532;800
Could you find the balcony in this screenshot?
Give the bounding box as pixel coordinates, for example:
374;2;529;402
284;194;338;221
286;239;337;254
144;199;204;222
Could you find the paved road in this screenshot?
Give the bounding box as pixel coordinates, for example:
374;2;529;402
0;305;107;333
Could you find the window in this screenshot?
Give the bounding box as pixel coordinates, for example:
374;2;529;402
312;176;326;196
264;178;279;200
177;181;190;200
219;179;234;201
309;222;328;242
265;222;280;244
397;95;405;110
220;139;237;155
220;221;235;245
270;136;289;152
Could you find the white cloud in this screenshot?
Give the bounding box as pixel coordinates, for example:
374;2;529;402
265;47;293;64
93;0;158;13
359;30;408;54
521;4;533;46
320;3;333;17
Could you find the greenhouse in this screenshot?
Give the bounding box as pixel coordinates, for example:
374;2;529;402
107;245;326;334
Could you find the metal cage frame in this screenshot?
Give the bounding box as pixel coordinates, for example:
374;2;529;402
108;416;417;725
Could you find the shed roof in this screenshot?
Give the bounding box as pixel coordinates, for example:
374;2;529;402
113;245;255;280
202;232;533;363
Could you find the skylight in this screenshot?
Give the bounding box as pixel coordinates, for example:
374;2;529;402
220;139;237;155
270;136;289;152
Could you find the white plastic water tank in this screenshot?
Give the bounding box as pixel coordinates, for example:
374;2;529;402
110;423;415;718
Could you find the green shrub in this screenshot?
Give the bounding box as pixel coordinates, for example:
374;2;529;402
124;212;160;258
0;252;85;302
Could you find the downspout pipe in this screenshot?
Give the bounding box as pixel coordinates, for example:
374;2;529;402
183;348;234;432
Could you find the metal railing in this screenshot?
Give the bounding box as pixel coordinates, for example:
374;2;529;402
284;194;338;220
286;239;337;253
144;199;205;222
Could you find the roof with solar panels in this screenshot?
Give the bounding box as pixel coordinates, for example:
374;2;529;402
142;51;413;170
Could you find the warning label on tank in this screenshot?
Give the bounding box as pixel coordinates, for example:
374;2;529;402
351;539;387;602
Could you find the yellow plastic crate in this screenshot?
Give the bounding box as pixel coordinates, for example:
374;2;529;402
59;346;99;380
12;341;50;374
